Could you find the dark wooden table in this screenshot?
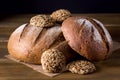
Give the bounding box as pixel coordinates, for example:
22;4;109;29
0;14;120;80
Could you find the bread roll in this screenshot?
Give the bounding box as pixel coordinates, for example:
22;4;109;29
50;9;71;23
67;60;96;74
41;41;81;73
8;23;64;64
30;15;55;27
62;17;113;61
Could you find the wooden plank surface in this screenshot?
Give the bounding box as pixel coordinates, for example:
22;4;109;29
0;14;120;80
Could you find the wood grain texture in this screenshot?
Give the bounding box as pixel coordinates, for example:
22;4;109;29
0;14;120;80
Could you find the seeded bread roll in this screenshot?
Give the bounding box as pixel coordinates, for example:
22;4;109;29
41;41;81;73
8;23;64;64
41;49;66;73
67;60;96;74
62;17;113;61
50;9;71;23
30;15;55;27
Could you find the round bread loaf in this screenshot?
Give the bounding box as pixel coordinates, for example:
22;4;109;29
8;23;64;64
61;17;113;61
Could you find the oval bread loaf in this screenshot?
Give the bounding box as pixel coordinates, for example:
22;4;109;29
8;23;64;64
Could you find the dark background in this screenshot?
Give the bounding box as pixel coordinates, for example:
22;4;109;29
0;0;120;14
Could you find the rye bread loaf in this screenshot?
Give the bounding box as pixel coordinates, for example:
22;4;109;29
61;17;113;61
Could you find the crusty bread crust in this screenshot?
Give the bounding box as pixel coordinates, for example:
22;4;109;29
8;23;63;64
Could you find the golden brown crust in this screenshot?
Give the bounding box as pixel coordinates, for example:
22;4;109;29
55;41;81;63
62;17;113;61
8;23;63;64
